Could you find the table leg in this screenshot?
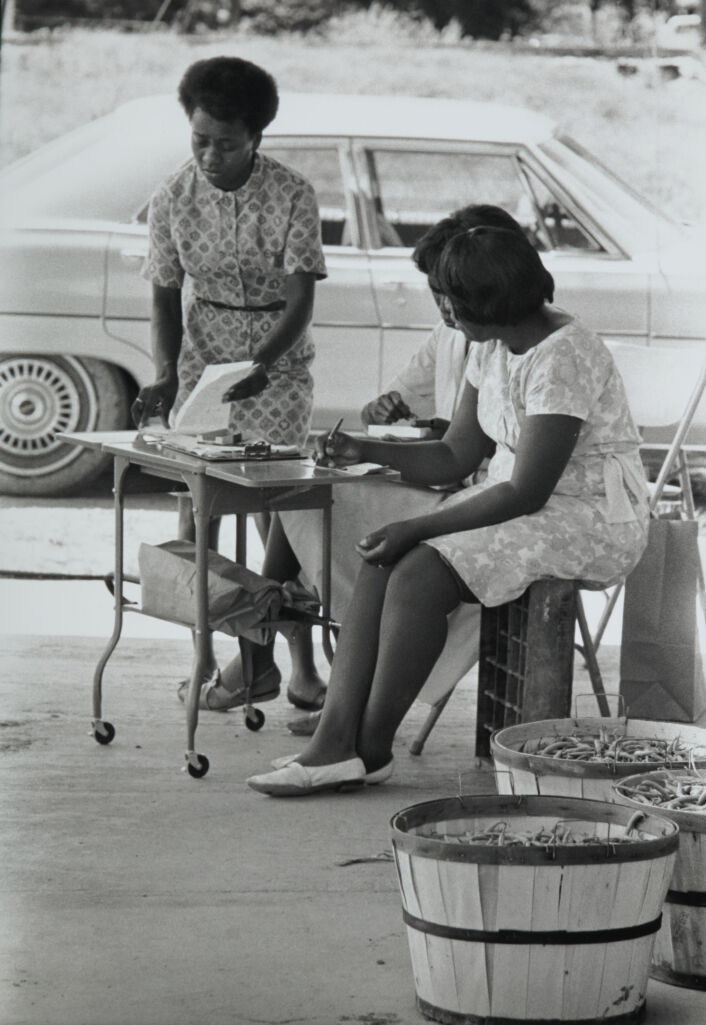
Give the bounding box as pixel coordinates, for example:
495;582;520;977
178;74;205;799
235;512;248;564
320;494;336;666
90;454;130;745
182;473;211;778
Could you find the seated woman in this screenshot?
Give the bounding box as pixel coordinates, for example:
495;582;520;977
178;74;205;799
247;223;650;796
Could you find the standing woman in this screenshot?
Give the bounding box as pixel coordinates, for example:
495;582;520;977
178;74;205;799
132;57;327;707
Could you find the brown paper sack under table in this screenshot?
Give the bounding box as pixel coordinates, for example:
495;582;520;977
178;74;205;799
137;540;317;645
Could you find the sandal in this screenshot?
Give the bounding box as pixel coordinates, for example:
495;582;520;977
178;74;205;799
176;669;221;710
286;683;327;712
177;665;281;712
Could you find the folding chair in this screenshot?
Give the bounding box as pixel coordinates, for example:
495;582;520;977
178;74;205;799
578;341;706;695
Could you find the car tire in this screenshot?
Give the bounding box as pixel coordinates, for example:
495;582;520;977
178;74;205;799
0;355;131;496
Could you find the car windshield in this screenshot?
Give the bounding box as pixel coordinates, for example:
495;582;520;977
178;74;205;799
539;136;685;252
0;109;189;225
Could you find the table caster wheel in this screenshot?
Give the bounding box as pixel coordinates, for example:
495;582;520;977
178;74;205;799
93;721;115;745
186;753;210;778
245;707;265;732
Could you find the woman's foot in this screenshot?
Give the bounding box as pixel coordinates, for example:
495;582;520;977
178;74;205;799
178;663;281;711
286;666;327;712
284;625;328;710
247;757;366;796
270;751;393;785
287;711;321;736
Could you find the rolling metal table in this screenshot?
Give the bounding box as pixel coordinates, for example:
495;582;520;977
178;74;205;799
65;431;384;777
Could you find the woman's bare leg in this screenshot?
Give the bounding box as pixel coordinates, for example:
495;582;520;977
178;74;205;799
220;514;326;703
357;547;464;771
298;546;464;769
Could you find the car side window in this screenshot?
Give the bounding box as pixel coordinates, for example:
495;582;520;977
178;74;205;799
519;162;603;252
364;149;602;254
262;145;352;247
365;149;535;248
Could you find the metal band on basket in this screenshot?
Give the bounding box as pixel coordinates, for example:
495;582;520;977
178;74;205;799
401;908;662;945
665;888;706;907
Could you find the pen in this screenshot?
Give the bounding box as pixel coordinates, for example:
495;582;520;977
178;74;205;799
326;417;344;445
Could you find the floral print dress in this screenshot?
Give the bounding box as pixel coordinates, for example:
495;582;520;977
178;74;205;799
145;153;327;446
424;320;650;607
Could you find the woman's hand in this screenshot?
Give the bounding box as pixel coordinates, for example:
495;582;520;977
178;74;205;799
361;390;414;426
131;373;178;429
355;519;422;567
314;429;362;467
222;363;269;402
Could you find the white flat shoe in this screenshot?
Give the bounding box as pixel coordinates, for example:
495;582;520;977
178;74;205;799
247;757;366;796
364;758;394;785
270;753;393;785
271;753;300;770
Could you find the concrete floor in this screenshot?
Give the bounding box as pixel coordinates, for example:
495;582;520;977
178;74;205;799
2;630;706;1025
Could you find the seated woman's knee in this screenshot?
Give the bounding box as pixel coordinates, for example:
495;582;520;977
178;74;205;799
387;545;459;612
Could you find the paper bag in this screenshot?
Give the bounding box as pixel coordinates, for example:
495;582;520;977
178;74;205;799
620;518;706;722
138;540;283;644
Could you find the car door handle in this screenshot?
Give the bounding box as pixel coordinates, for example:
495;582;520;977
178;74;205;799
120;248;146;261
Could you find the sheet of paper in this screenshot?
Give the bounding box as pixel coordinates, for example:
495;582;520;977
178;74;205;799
172;362;255;434
307;459;400;478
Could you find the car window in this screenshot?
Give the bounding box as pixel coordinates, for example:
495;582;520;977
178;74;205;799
362;147;614;254
539;136;684;252
365;149;543;249
517;162;602;252
262;145;352;247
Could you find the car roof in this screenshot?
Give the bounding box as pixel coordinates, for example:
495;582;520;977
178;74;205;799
114;91;558;145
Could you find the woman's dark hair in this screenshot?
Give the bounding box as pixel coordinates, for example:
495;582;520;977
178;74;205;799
412;204;526;276
178;57;279;133
436;225;555;327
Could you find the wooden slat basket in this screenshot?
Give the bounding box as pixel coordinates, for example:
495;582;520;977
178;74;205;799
390;794;678;1025
613;769;706;991
491;717;706;803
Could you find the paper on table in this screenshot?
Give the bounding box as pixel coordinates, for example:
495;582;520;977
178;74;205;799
172;361;255;434
310;460;400;478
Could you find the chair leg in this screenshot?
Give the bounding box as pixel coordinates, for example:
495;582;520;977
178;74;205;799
575;594;611;716
410;689;455;756
591;582;624;654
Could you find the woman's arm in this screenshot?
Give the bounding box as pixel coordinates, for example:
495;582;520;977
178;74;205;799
357;412;582;565
319;383;494;486
131;283;182;427
256;272;316;367
222;272;317;401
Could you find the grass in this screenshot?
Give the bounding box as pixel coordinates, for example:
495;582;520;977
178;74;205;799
0;17;705;224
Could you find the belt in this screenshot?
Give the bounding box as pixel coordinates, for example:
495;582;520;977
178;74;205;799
196;297;286;313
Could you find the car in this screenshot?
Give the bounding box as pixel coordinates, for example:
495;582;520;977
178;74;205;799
1;91;705;495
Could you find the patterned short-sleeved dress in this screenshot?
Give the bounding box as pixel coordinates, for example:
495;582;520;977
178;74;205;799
144;153;327;447
424;320;650;607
